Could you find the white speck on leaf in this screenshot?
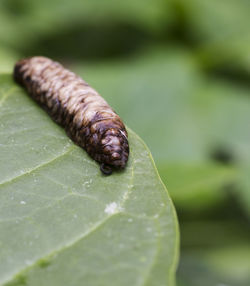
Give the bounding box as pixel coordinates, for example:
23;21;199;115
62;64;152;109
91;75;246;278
20;201;26;205
104;202;120;215
25;260;32;265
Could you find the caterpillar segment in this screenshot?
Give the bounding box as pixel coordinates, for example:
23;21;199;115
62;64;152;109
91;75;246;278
14;56;129;175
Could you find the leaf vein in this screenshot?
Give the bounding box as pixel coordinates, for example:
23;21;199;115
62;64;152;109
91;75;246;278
0;146;75;187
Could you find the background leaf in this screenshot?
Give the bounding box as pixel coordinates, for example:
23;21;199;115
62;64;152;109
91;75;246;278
0;0;173;54
178;220;250;286
0;74;178;286
178;0;250;72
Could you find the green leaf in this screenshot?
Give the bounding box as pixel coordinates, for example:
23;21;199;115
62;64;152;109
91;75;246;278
158;163;237;212
198;79;250;216
178;0;250;71
0;0;173;51
0;74;178;286
0;46;19;73
178;221;250;286
179;245;250;286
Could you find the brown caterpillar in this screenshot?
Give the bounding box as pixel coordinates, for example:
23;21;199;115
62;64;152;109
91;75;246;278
13;56;129;175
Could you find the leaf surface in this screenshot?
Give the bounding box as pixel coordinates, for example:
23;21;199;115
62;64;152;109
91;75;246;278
0;74;178;286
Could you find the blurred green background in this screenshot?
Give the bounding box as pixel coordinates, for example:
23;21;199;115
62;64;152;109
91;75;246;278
1;0;250;285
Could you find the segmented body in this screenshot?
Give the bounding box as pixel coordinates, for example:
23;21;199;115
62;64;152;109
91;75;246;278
13;56;129;175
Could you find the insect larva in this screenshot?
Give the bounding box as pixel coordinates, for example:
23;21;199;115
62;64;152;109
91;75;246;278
13;56;129;175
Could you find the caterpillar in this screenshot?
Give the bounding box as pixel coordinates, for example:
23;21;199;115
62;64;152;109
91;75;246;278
13;56;129;175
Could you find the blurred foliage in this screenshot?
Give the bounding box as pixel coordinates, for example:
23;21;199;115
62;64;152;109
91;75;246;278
0;0;250;285
178;0;250;71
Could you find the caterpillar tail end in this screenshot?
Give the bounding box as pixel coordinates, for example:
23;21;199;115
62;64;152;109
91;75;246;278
13;59;29;86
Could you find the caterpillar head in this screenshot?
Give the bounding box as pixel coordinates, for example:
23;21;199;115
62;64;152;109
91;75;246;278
87;118;129;175
100;128;129;175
